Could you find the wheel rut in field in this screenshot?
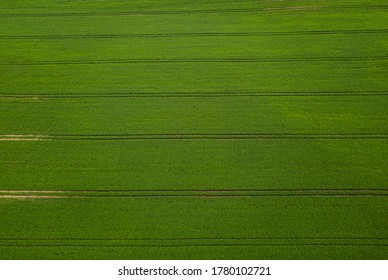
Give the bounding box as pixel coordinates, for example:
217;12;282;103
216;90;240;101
0;5;387;17
1;56;387;65
1;29;388;40
0;133;387;141
0;189;387;198
1;91;387;99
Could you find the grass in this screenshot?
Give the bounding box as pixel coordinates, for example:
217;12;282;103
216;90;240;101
1;35;387;61
1;61;386;94
0;0;387;259
0;196;386;259
1;96;387;134
1;140;386;191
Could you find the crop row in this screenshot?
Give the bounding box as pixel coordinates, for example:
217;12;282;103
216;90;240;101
0;196;386;259
1;139;386;191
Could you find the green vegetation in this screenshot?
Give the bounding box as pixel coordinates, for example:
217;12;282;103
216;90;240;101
0;0;387;259
1;140;387;191
1;96;387;135
0;196;386;259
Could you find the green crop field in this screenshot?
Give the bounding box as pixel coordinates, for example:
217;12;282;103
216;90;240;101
0;0;387;260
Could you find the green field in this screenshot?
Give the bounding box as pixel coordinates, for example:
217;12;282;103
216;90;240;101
0;0;387;259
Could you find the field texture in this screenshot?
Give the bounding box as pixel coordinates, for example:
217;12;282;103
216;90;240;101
0;0;387;259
